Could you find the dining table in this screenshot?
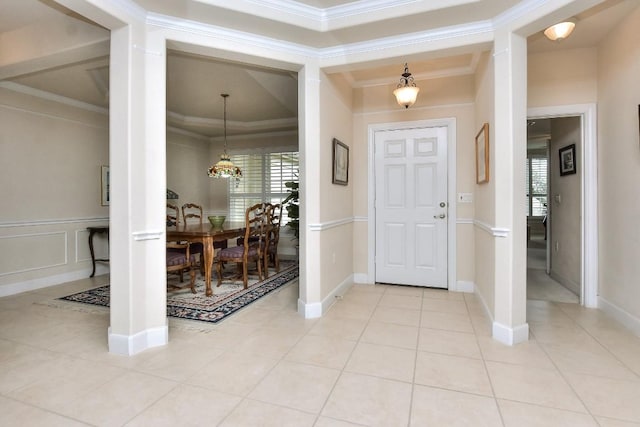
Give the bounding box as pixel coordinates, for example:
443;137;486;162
166;221;246;297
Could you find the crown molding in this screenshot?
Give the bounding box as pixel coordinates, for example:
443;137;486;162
167;111;297;131
0;81;108;114
194;0;479;32
318;20;493;61
150;10;494;69
147;13;317;60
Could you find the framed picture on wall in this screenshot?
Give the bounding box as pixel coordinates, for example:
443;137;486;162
101;165;110;206
559;144;576;176
475;123;489;184
332;138;349;185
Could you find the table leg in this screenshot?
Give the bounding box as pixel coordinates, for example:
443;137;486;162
88;230;97;278
203;237;215;297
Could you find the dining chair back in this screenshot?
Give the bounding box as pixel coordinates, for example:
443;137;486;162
167;203;180;226
265;203;282;273
215;202;268;289
182;203;203;224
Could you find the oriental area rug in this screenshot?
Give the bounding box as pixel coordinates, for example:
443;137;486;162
56;261;298;325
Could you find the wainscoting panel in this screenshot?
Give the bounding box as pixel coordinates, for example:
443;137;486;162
75;228;108;262
0;231;67;276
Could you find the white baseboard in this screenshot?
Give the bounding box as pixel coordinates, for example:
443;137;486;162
108;324;168;356
298;274;354;319
492;321;529;346
0;265;109;297
453;280;474;293
353;273;369;284
598;296;640;337
298;299;322;318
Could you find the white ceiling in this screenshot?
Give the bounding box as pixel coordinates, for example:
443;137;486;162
0;0;637;139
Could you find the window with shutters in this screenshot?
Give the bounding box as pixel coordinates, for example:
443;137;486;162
228;151;299;224
526;155;548;217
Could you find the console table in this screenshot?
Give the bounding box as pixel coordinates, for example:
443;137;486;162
87;226;109;277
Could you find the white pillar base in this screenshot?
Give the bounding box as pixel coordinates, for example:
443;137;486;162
108;324;168;356
492;321;529;346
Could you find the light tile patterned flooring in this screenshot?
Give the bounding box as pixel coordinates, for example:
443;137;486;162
1;274;640;426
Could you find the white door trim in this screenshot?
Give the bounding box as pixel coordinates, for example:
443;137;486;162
528;104;598;308
368;118;457;289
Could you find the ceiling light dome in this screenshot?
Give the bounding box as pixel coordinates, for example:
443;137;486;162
544;20;576;41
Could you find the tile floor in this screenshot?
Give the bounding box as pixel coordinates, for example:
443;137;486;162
1;274;640;426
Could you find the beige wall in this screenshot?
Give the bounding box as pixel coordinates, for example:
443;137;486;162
167;132;226;215
318;71;354;300
597;5;640;320
472;51;496;314
528;48;598;107
0;88;109;292
548;117;581;294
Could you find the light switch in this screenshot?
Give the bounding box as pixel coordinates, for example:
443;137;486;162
457;193;473;203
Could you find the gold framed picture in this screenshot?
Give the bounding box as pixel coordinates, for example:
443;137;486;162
101;165;110;206
332;138;349;185
475;123;489;184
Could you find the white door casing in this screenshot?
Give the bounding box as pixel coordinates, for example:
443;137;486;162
374;125;448;288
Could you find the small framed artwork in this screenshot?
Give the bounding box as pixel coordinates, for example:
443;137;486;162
475;123;489;184
332;138;349;185
559;144;576;176
101;165;110;206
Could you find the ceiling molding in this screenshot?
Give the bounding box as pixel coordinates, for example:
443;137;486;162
147;13;317;60
353;65;476;88
0;81;108;114
210;129;298;142
194;0;479;32
167;125;210;141
149;11;495;69
167;111;298;131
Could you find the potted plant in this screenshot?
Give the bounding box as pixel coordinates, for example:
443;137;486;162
282;180;299;240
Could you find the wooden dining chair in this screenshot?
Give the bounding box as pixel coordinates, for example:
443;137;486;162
265;203;282;274
167;203;180;226
215;203;268;289
166;241;197;293
181;203;203;224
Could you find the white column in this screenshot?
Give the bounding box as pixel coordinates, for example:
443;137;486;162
492;28;529;345
108;23;168;355
297;62;323;318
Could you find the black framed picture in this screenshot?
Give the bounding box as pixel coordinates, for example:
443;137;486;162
332;138;349;185
559;144;576;176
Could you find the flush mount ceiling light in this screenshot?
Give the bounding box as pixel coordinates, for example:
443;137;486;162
207;93;242;181
544;20;576;41
393;63;420;109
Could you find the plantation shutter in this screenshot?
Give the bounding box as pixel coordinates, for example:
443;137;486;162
526;156;548;216
229;151;299;224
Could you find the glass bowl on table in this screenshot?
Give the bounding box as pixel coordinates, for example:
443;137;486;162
208;215;226;228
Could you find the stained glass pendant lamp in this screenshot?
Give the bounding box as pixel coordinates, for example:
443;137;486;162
207;93;242;180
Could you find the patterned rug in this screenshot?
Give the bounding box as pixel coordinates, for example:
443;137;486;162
58;261;298;324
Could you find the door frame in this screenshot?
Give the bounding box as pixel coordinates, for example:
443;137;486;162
367;118;457;289
528;104;598;307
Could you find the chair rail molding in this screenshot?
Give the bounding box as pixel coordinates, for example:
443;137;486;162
473;219;510;238
0;217;109;228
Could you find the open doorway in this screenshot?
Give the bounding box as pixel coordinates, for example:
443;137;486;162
526;117;581;304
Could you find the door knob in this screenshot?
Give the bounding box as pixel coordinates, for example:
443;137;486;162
433;214;446;219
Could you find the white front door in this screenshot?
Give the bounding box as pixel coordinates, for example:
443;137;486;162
374;126;448;288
